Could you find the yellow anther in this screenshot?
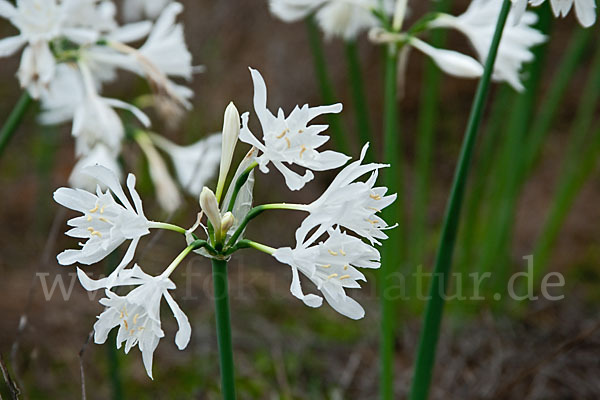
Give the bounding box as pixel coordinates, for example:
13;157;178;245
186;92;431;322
327;273;339;279
91;231;102;238
119;311;124;319
138;327;145;331
87;227;94;232
133;314;139;324
89;205;99;213
130;329;135;335
367;218;380;225
123;307;128;317
299;145;307;158
320;264;331;269
99;217;110;223
100;205;106;214
339;249;346;256
368;207;382;213
340;275;350;280
369;194;382;200
123;320;129;330
285;137;291;148
328;249;338;256
87;216;92;221
343;265;349;270
298;129;304;133
276;129;288;139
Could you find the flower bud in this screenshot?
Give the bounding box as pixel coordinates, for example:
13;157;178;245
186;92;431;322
216;102;240;201
220;211;235;235
199;187;221;232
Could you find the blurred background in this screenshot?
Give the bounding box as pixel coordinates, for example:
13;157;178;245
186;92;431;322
1;0;599;399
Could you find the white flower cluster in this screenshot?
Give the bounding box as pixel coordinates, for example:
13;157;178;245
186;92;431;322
54;67;395;377
0;0;220;211
269;0;554;92
512;0;596;27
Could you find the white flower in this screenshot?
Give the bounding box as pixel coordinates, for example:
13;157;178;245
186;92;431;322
69;144;122;192
54;166;150;266
512;0;596;27
123;0;173;21
0;0;99;97
430;0;546;91
216;102;241;200
270;0;389;40
73;62;150;156
273;227;380;319
240;68;350;191
408;37;483;79
151;133;222;197
103;2;194;122
77;264;191;379
294;143;396;246
38;63;85;125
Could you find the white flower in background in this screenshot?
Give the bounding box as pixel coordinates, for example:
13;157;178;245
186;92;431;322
105;2;194;122
294;143;396;245
430;0;546;91
38;63;85;125
77;264;191;379
135;132;182;214
0;0;100;98
511;0;596;27
73;63;150;156
69;144;122;192
408;37;484;79
273;227;380;319
123;0;173;21
54;166;150;266
240;68;350;191
270;0;390;40
151;133;222;197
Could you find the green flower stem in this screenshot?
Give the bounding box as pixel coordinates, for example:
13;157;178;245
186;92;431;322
408;2;511;399
212;258;236;400
0;92;33;160
345;40;371;149
160;240;207;278
225;161;258;212
148;221;187;234
410;0;452;270
225;203;306;249
306;16;349;154
379;42;402;400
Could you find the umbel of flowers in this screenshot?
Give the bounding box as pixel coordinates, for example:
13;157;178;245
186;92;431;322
54;68;396;380
0;0;221;213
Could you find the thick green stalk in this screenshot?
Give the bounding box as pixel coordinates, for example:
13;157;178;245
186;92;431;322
306;17;348;154
408;2;511;399
410;0;452;270
345;40;371;149
379;42;402;400
212;259;236;400
0;92;33;160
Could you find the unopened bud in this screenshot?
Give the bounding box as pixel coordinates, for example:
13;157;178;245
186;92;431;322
220;212;235;235
216;102;240;201
199;187;221;232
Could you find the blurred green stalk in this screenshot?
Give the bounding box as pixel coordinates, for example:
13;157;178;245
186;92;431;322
408;1;511;399
410;0;452;273
345;40;371;149
306;17;348;154
476;6;552;296
522;27;591;180
212;259;236;400
532;37;600;283
0;92;33;160
379;39;402;400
